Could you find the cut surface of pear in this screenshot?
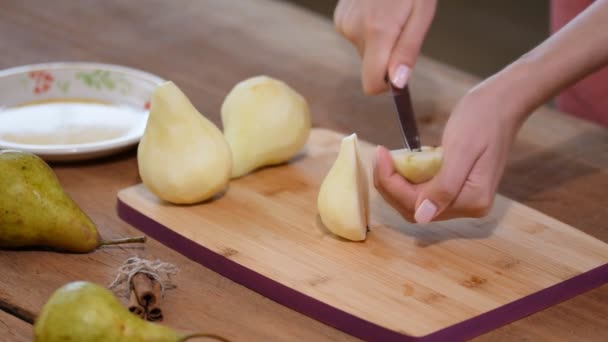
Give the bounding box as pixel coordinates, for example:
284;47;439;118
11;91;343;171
317;133;369;241
138;81;232;204
390;146;443;184
0;150;145;253
221;75;311;178
34;281;228;342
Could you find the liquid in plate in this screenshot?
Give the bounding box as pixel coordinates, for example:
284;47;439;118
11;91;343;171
0;100;147;146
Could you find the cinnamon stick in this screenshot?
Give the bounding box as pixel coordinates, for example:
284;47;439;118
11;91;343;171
128;288;146;319
146;280;164;321
132;273;157;307
147;306;163;321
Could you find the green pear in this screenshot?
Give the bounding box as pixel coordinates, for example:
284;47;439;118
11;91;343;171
317;133;369;241
34;281;228;342
137;81;232;204
0;150;145;253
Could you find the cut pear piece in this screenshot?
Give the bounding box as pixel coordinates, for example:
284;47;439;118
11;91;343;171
221;75;311;178
317;133;369;241
137;81;232;204
390;146;443;184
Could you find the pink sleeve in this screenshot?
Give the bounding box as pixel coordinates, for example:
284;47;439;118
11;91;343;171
551;0;608;127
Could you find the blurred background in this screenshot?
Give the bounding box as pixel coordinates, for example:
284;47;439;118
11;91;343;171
283;0;550;78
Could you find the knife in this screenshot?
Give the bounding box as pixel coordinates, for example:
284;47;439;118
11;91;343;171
388;82;421;151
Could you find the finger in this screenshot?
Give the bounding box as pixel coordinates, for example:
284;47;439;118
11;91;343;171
377;188;416;222
333;0;365;56
333;0;348;29
413;141;484;224
431;178;490;221
388;0;437;88
373;145;419;220
435;141;507;220
361;19;403;94
373;147;416;222
431;160;495;221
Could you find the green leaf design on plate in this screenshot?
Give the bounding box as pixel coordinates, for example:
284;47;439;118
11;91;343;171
57;80;70;93
116;78;133;95
75;70;130;94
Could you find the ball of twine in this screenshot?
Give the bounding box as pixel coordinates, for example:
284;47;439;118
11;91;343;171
108;256;179;298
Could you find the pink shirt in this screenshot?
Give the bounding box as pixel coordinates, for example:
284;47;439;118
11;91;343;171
551;0;608;127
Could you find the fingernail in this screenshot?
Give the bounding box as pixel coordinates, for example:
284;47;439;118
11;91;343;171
391;64;410;89
414;199;437;224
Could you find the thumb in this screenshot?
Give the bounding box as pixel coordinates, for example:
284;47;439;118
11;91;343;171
413;143;478;224
388;0;436;89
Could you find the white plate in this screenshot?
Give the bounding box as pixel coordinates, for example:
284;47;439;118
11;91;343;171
0;62;164;161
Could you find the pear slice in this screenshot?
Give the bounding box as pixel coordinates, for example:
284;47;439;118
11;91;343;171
390;146;443;184
317;133;369;241
137;81;232;205
221;76;311;178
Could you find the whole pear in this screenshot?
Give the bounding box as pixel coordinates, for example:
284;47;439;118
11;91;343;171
137;81;232;204
34;281;228;342
317;134;369;241
221;76;311;178
0;150;145;253
390;146;443;184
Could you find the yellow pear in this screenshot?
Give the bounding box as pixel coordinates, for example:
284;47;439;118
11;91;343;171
390;146;443;184
317;133;369;241
221;76;311;178
138;81;232;204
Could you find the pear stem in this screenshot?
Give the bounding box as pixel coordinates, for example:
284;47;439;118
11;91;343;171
179;333;230;342
99;236;147;246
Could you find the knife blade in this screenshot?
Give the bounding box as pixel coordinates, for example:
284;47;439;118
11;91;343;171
388;82;421;151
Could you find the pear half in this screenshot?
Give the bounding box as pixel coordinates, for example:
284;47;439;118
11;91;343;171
390;146;443;184
138;81;232;204
317;133;369;241
221;76;311;178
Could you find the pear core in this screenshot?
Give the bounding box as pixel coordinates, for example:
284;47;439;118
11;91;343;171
390;146;443;184
317;133;369;241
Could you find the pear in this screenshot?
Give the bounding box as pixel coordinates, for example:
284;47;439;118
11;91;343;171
0;150;145;253
34;281;228;342
317;133;369;241
221;76;311;178
390;146;443;184
138;81;232;204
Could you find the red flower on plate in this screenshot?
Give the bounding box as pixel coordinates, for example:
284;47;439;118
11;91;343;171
29;70;54;94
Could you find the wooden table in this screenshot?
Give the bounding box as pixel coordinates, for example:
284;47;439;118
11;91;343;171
1;1;606;341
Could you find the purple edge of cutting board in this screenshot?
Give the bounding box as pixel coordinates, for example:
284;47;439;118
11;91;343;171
116;199;608;342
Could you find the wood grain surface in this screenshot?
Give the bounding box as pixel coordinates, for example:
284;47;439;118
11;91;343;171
117;128;608;339
0;310;32;342
0;0;607;341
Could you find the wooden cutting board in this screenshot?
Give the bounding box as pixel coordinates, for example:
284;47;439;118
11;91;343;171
117;128;608;341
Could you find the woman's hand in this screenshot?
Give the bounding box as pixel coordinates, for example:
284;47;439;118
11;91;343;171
333;0;436;94
373;79;525;224
372;0;608;224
